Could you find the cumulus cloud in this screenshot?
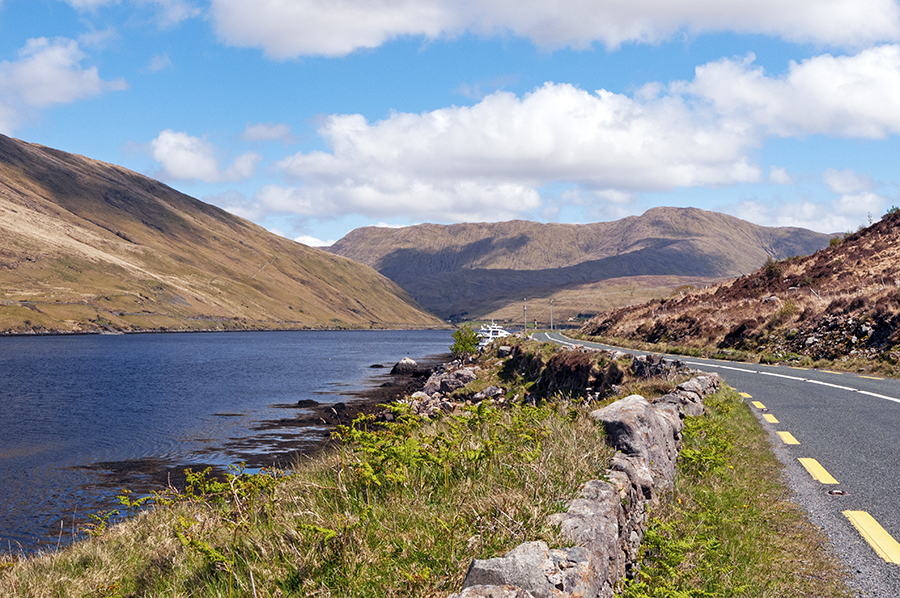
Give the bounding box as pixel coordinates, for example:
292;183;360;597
0;37;127;133
823;168;875;194
733;188;887;233
259;81;759;222
768;167;793;185
689;46;900;138
246;43;900;224
241;122;294;143
150;130;261;183
148;0;201;27
209;0;900;58
294;234;335;247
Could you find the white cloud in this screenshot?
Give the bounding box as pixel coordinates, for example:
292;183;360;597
151;0;201;26
150;130;261;183
64;0;200;26
209;0;900;58
241;122;294;143
823;168;874;194
689;46;900;138
226;44;900;226
262;81;759;222
732;191;887;233
294;234;335;247
146;53;172;72
768;167;792;185
0;37;127;133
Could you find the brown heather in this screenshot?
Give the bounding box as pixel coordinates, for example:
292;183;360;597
580;210;900;373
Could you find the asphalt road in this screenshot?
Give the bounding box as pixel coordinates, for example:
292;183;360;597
535;331;900;597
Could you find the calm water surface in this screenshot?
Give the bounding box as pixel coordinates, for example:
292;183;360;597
0;330;451;552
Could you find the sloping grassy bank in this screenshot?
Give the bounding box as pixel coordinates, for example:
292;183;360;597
573;331;900;378
0;341;853;597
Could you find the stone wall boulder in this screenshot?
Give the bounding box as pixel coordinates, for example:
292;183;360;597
457;541;600;598
590;394;682;498
630;354;681;380
449;372;722;598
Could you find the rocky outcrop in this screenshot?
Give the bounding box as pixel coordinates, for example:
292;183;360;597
630;354;682;380
449;373;721;598
389;357;434;376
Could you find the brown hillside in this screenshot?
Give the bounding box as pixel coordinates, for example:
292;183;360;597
329;208;831;321
0;134;443;333
581;210;900;364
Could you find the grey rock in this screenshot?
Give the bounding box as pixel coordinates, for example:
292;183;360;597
474;385;504;401
630;354;681;380
440;367;479;393
449;585;537;598
590;395;681;495
461;541;600;598
390;357;418;375
498;345;513;357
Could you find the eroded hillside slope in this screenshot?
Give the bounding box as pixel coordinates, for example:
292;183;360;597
581;210;900;365
0;134;443;333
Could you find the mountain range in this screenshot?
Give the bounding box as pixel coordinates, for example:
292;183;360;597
0;134;442;334
329;211;833;323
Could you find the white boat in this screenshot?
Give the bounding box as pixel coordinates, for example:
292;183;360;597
476;322;511;347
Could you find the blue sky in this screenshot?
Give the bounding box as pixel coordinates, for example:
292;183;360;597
3;1;900;246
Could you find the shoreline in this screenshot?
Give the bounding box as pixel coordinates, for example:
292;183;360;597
8;341;451;553
0;324;452;337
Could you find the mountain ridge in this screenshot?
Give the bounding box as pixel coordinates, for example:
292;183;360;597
0;134;444;333
329;209;833;321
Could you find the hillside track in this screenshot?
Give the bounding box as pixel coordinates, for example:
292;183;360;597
536;331;900;597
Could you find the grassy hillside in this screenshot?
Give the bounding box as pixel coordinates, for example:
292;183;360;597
0;134;443;333
580;209;900;369
329;208;831;321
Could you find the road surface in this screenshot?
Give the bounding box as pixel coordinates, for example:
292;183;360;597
534;331;900;597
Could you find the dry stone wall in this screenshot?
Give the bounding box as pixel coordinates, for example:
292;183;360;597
449;373;721;598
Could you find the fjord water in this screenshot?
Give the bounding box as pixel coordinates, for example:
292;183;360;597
0;330;451;552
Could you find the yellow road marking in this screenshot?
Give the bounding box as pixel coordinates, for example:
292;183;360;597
797;458;839;484
821;370;844;375
739;392;752;398
859;375;884;380
751;401;766;409
843;511;900;564
777;431;800;445
763;414;779;423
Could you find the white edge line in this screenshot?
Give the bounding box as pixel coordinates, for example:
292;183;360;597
806;379;858;392
683;360;757;374
858;390;900;405
758;371;806;382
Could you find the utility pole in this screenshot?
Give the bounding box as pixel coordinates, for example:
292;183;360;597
523;298;527;332
550;299;554;331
